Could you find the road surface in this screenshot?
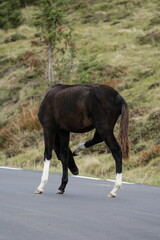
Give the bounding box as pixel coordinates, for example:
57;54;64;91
0;167;160;240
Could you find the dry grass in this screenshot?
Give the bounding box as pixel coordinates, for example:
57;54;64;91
0;103;40;149
18;104;40;131
139;144;160;165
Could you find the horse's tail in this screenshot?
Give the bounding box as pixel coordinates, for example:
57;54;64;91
119;101;129;160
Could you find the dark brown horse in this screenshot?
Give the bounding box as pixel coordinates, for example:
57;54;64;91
35;84;129;197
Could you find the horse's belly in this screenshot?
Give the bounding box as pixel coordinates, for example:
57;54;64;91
58;114;93;133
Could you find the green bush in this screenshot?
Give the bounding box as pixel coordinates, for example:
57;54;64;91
4;33;26;43
0;0;23;30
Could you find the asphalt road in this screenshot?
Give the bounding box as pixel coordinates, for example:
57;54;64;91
0;167;160;240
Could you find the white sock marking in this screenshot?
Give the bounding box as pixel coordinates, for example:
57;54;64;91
74;142;86;155
37;159;50;193
110;173;122;197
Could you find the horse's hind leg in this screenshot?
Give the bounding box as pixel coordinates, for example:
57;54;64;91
98;130;122;198
73;130;103;156
35;127;54;194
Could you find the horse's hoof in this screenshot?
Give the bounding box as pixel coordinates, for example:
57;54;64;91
72;151;78;156
68;166;79;175
35;189;43;194
107;193;116;198
73;170;79;175
70;169;79;175
56;189;64;194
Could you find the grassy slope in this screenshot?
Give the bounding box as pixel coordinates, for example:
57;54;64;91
0;0;160;185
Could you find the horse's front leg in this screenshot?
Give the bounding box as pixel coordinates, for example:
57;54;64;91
35;159;51;194
35;127;54;194
57;130;70;194
57;160;68;194
68;149;79;175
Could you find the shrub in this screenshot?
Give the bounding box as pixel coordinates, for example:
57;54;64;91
0;0;23;30
76;56;127;83
4;33;26;43
139;144;160;164
137;31;160;46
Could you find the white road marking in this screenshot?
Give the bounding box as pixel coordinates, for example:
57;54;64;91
72;175;135;185
107;179;135;185
72;175;100;180
0;166;22;170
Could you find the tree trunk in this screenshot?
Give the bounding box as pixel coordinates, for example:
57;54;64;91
48;41;54;82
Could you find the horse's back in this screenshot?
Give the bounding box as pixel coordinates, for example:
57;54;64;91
38;84;125;132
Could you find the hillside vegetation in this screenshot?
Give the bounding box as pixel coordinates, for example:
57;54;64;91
0;0;160;185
